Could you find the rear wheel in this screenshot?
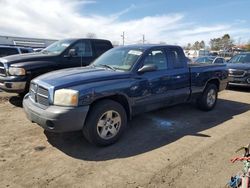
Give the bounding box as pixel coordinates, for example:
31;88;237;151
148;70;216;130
83;99;127;146
197;84;218;111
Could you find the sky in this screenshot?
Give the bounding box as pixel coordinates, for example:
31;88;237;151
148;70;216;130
0;0;249;46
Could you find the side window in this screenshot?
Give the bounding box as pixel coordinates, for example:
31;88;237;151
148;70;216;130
20;48;29;53
94;42;112;56
196;57;205;63
70;40;93;57
143;49;167;70
214;58;224;64
167;49;185;69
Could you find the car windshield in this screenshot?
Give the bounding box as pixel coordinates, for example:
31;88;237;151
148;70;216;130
194;56;215;64
229;54;250;64
41;39;76;54
92;47;144;71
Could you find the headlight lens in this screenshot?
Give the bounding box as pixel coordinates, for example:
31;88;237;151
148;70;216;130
8;67;26;76
54;89;79;107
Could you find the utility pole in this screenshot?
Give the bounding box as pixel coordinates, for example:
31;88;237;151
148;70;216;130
142;34;146;44
121;32;125;46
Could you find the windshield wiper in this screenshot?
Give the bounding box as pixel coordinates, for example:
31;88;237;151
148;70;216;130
98;64;116;71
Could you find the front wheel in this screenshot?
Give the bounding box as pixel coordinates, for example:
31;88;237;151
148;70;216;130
83;99;127;146
197;84;218;111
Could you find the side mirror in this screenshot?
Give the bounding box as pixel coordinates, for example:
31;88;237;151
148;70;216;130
68;49;76;57
138;64;157;73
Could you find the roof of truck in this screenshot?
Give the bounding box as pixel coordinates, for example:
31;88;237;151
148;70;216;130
116;44;182;50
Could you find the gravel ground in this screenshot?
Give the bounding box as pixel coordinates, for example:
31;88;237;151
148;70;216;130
0;87;250;188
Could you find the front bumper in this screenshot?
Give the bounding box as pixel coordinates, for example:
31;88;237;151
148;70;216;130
23;94;90;132
0;75;27;93
228;76;250;87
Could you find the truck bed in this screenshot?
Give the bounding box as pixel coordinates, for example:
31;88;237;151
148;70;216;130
188;63;228;94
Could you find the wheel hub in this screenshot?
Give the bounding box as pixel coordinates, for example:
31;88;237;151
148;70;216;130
97;110;121;140
207;89;216;107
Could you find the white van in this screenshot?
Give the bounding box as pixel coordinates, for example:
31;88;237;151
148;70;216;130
186;49;210;59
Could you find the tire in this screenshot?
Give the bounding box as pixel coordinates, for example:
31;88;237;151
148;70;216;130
197;84;218;111
18;82;30;98
83;99;127;146
18;91;27;98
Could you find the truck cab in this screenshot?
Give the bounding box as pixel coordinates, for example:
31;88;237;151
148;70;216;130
0;38;113;94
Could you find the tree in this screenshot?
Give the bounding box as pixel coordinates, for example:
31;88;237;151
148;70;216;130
86;33;97;38
200;41;205;49
210;38;221;51
193;41;200;50
221;34;234;50
209;34;234;51
185;43;192;50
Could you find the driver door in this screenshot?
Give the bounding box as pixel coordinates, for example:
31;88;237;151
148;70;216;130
133;48;171;113
62;40;94;68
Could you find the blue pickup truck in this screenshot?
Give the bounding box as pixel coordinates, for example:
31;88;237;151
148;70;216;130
23;45;228;146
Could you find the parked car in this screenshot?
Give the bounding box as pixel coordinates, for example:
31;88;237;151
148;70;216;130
0;45;33;57
194;56;226;64
23;45;228;146
0;38;113;95
227;52;250;87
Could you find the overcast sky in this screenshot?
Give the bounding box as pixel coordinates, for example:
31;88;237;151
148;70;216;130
0;0;249;46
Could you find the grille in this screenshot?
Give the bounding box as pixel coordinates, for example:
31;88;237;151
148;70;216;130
0;62;6;76
229;69;246;77
30;83;49;106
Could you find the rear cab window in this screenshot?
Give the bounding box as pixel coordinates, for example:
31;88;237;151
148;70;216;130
94;41;112;56
142;49;168;70
166;47;186;69
69;40;93;57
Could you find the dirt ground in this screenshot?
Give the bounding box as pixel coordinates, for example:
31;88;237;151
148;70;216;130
0;87;250;188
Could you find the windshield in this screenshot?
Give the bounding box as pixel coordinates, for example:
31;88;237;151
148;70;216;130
229;54;250;64
92;47;144;71
41;39;76;54
194;57;215;64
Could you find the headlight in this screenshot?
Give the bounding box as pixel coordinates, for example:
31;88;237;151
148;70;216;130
54;89;79;107
8;67;26;76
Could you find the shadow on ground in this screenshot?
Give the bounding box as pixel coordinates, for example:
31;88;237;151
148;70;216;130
9;95;23;107
45;98;250;161
227;85;250;93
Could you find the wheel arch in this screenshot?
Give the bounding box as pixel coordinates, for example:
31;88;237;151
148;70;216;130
205;78;220;90
89;94;132;120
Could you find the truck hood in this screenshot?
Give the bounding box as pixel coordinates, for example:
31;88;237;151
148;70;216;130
0;52;57;67
34;66;131;89
226;63;250;70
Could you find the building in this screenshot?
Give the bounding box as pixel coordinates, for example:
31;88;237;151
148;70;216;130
0;35;57;48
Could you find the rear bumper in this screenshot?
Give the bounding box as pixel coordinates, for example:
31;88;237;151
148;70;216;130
23;94;90;132
0;76;27;93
